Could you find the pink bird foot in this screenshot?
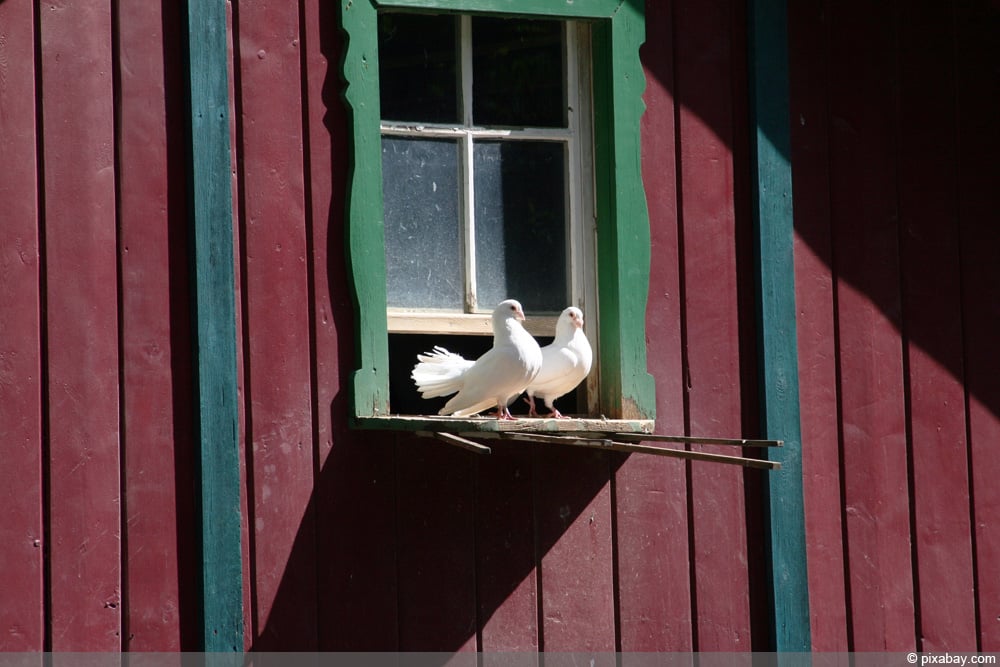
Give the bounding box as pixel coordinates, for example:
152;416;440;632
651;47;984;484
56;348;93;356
523;396;540;418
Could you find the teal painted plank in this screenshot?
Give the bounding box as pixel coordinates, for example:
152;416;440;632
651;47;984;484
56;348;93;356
747;0;811;653
184;0;244;651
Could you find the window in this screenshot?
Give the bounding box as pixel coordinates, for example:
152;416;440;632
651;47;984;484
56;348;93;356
341;0;655;429
379;13;594;335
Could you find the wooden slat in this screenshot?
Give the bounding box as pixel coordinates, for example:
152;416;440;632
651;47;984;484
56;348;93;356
611;433;780;448
234;0;317;649
395;436;478;652
615;0;695;649
184;0;243;651
476;444;539;655
674;0;752;649
748;0;811;651
421;432;492;454
40;0;122;650
496;433;778;470
535;447;616;657
117;0;197;650
788;0;850;651
828;0;915;650
897;1;977;652
0;0;44;650
955;1;1000;652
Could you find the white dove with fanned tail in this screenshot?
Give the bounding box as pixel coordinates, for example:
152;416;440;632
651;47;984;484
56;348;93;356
411;299;543;419
524;306;593;418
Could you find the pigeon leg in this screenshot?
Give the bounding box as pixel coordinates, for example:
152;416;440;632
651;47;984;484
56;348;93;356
491;404;517;420
523;395;540;418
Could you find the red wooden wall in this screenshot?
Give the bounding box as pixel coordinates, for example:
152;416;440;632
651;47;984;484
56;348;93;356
0;0;197;651
791;0;1000;652
1;0;996;653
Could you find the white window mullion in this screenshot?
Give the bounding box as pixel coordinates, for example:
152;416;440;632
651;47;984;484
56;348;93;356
565;22;583;308
460;15;477;313
462;132;477;312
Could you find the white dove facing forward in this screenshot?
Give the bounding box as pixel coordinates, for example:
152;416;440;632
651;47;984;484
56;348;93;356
525;306;593;419
411;299;543;420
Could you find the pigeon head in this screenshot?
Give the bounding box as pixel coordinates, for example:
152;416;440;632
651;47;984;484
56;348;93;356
555;306;585;340
495;299;526;323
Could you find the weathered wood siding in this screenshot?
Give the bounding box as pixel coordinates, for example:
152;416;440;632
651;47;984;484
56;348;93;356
1;0;996;653
791;0;1000;652
0;0;197;651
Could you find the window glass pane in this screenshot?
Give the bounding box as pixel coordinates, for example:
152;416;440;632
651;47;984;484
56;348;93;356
382;136;463;309
379;13;458;124
472;17;565;128
474;140;567;312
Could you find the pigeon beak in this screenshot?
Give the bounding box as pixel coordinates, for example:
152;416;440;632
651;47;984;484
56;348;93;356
516;307;526;321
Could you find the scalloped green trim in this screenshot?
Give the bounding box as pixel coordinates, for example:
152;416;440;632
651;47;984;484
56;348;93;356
340;0;655;420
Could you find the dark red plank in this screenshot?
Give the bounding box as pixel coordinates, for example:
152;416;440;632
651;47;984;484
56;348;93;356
0;0;45;651
788;0;850;652
117;0;196;650
234;0;317;649
476;443;538;653
615;0;694;652
673;0;751;650
535;448;615;656
896;1;978;651
955;1;1000;652
395;437;478;652
299;0;402;648
827;0;915;651
39;0;122;650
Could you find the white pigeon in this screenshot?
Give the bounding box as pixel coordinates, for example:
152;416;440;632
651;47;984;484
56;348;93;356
411;299;543;419
524;306;593;419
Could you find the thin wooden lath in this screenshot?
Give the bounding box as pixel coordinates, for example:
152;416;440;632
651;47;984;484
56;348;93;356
417;429;782;470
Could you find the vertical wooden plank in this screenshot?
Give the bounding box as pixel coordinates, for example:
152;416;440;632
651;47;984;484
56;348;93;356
673;0;752;650
827;0;915;651
117;0;197;650
184;0;243;651
233;0;317;650
302;0;400;650
788;0;850;652
0;0;45;651
535;448;615;657
477;445;539;655
39;0;122;650
896;0;978;652
747;0;811;652
955;1;1000;652
395;437;478;653
615;0;694;652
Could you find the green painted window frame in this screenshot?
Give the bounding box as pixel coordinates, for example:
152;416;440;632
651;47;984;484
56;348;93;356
341;0;656;424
